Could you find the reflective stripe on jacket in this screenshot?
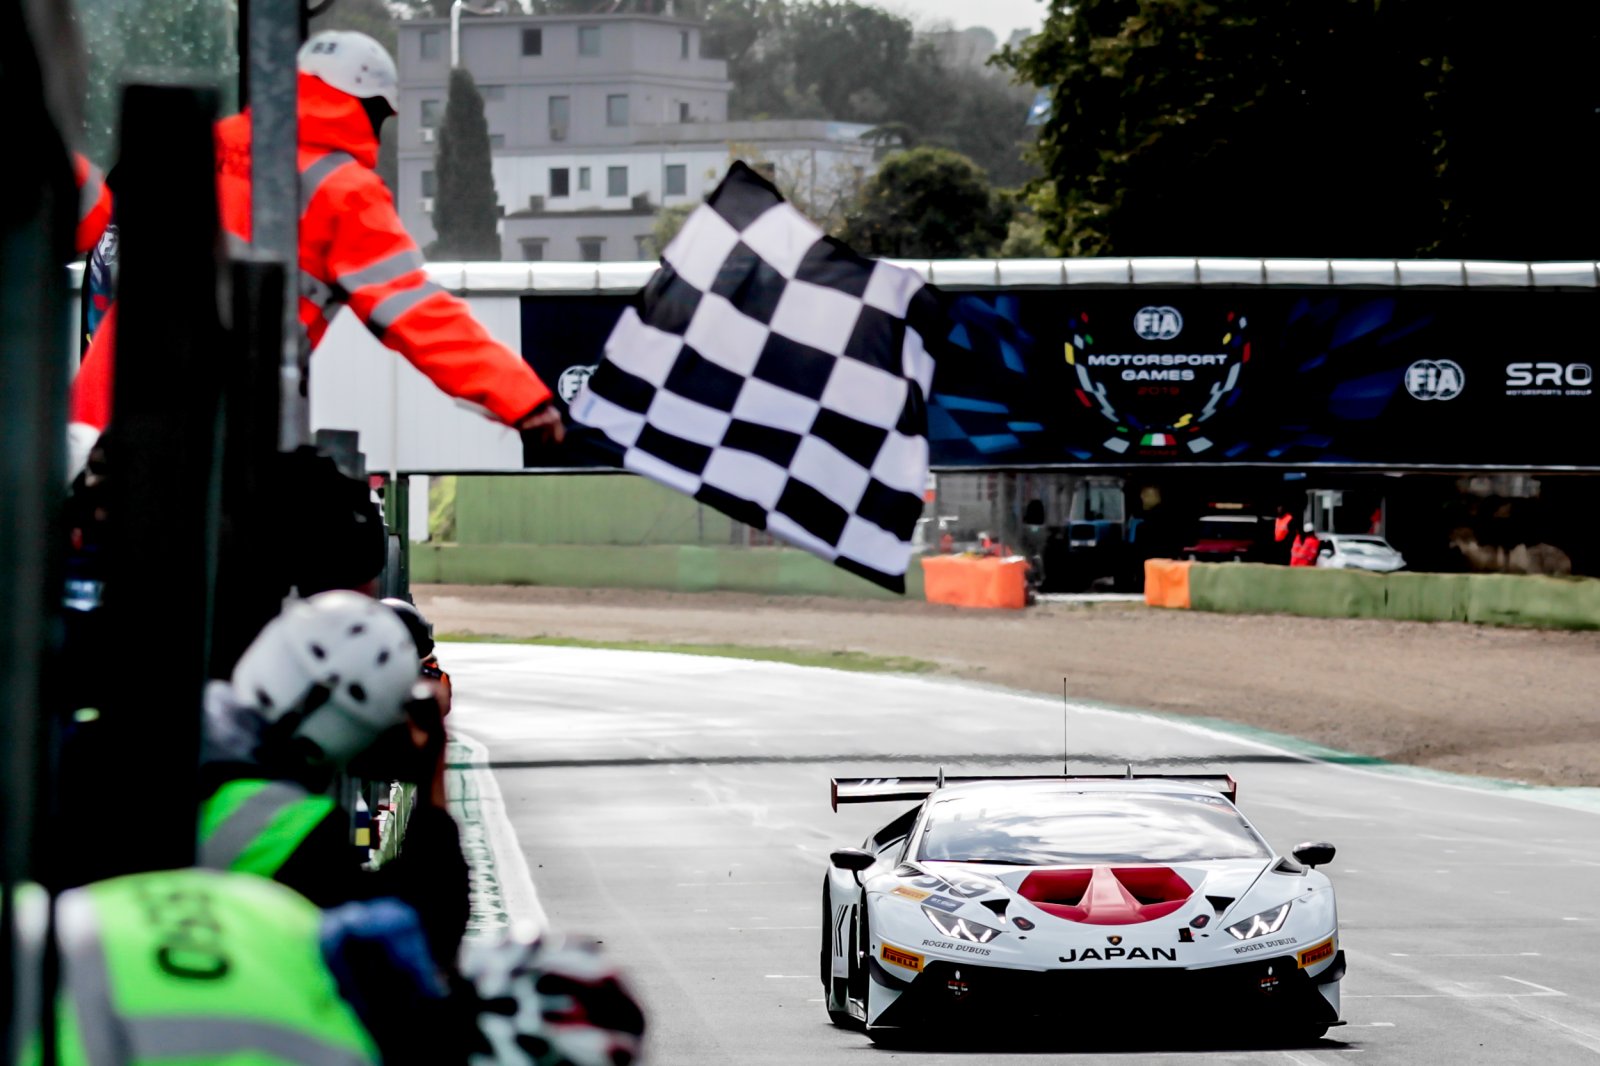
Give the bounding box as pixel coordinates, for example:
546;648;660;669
19;869;378;1066
198;778;337;877
69;73;552;432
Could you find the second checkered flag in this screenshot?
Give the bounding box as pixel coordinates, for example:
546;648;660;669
570;162;940;593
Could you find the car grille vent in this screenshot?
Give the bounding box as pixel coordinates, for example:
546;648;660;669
1205;895;1234;914
980;899;1009;918
1272;857;1303;875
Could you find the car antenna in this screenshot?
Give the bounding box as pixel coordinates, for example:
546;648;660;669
1125;762;1134;779
936;765;945;788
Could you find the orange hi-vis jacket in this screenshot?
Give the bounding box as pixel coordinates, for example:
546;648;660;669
1290;533;1321;566
70;73;551;432
73;153;112;254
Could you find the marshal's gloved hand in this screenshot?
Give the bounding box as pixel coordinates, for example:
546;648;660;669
462;932;647;1066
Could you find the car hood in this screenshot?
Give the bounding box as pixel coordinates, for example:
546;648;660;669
890;857;1275;928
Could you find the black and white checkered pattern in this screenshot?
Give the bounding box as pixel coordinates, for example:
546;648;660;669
570;163;938;592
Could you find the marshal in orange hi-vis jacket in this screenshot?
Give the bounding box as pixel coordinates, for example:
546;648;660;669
71;36;554;437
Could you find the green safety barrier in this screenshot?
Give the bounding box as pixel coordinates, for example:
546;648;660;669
409;543;924;601
1185;563;1600;630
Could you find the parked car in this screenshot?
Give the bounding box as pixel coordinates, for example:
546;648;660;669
1182;516;1261;563
1316;535;1406;572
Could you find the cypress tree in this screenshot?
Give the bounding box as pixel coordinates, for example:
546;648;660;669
431;67;501;260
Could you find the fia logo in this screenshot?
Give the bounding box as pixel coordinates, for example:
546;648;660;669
557;364;597;405
1404;359;1465;401
1134;306;1183;341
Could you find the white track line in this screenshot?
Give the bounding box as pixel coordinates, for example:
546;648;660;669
451;729;548;936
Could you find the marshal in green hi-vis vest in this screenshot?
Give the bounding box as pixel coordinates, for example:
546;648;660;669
198;778;337;877
16;868;379;1066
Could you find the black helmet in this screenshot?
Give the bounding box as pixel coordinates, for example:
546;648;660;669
382;597;435;659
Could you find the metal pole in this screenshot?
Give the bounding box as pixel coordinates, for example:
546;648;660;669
452;0;464;68
248;0;305;451
99;82;225;876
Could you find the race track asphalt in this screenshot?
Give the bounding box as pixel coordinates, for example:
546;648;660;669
443;642;1600;1066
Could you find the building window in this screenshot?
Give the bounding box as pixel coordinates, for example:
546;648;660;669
606;94;629;128
579;238;604;262
420;99;443;128
488;133;505;148
548;95;569;141
550;168;570;198
520;239;546;262
636;235;654;259
664;164;687;197
578;25;600;56
522;28;542;56
421;170;437;197
480;84;505;101
420;30;442;60
680;31;691;58
577;166;591;192
607;166;628;197
678;101;691;123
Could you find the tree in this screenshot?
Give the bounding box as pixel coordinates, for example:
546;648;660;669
1427;2;1599;260
430;67;502;259
705;1;1039;188
841;147;1010;259
76;0;237;166
999;0;1494;258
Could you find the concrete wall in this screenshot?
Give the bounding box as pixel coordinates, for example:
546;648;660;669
452;474;738;546
1183;562;1600;630
411;542;924;600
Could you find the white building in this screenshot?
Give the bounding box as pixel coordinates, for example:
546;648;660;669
395;12;877;262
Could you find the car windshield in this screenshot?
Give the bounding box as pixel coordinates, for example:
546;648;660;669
917;789;1272;865
1334;538;1391;554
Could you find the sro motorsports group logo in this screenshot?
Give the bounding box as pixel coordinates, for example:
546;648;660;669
1505;361;1594;397
1404;359;1465;401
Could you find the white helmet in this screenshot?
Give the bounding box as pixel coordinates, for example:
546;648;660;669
298;31;400;111
463;932;646;1066
231;591;418;769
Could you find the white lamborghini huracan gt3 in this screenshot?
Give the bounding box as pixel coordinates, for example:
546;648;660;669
822;773;1343;1042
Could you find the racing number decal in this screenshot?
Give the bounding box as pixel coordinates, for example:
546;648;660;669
1297;937;1335;969
880;942;924;972
137;883;232;980
908;875;992;900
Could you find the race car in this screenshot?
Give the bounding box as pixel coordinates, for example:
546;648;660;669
821;773;1343;1043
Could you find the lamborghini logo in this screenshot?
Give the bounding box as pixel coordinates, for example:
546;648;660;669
1106;936;1122;946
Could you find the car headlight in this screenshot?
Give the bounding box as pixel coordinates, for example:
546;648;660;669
922;906;1001;944
1224;902;1292;941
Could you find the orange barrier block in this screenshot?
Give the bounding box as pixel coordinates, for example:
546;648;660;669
1143;559;1193;609
920;555;1030;610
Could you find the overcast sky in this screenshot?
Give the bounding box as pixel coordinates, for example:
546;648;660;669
867;0;1045;40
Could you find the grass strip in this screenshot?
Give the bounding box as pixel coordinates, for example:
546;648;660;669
437;632;937;675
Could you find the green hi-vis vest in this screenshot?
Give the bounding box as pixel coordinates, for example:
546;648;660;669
198;778;336;877
19;868;379;1066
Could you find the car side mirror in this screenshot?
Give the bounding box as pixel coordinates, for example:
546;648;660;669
1292;842;1336;869
829;848;877;872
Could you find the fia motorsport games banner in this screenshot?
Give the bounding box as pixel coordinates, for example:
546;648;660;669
520;289;1598;470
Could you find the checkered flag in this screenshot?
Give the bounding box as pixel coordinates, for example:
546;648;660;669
570;163;940;592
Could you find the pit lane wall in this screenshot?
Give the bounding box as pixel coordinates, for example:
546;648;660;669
1147;560;1600;629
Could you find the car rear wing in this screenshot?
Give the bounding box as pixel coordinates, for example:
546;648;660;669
830;773;1239;811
